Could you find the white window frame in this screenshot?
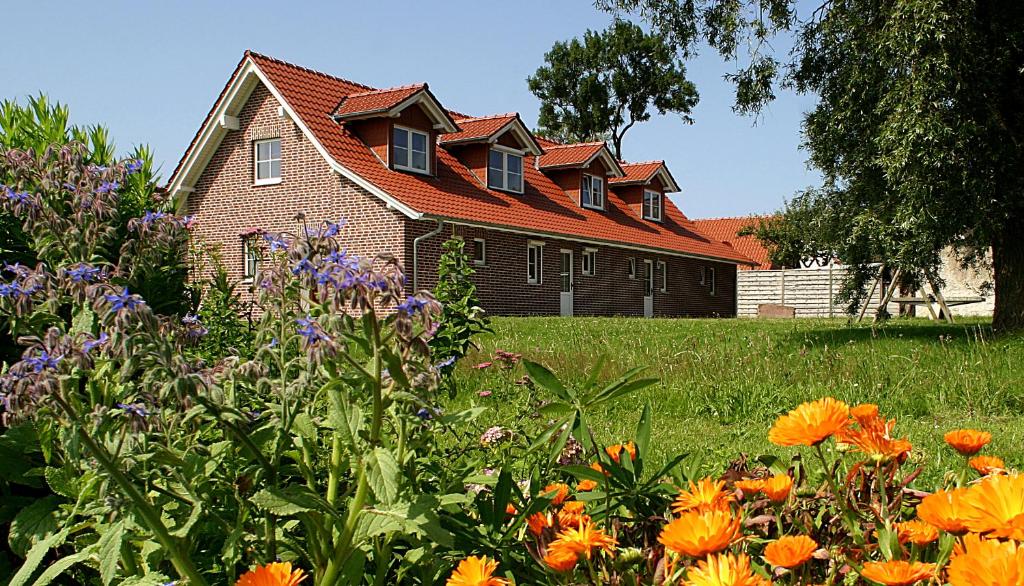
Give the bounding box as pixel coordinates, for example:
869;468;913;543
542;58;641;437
699;266;707;285
657;260;667;292
708;267;716;295
242;238;261;282
643;189;663;222
582;248;597;276
487;147;524;193
473;238;486;266
580;174;605;210
628;257;636;280
392;125;431;174
254;138;282;186
527;241;544;284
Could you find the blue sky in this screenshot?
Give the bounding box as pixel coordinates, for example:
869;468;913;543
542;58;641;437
1;1;819;218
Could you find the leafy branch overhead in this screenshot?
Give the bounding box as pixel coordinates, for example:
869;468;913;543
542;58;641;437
528;20;698;159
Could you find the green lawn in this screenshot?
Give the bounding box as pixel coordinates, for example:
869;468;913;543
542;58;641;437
444;316;1024;484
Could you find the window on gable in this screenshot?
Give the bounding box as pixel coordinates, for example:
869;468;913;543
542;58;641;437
643;190;663;221
628;257;636;279
487;149;524;193
473;238;486;265
582;248;596;276
527;241;544;284
254;139;281;185
242;237;262;282
657;260;667;292
392;125;430;173
580;174;605;210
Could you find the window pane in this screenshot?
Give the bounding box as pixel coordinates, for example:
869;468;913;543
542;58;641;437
257;142;270;161
393;146;408;167
508;171;522;192
411;131;427;152
489;149;504;170
487;166;502;189
528;247;536;280
393;128;408;148
411;150;427;170
488;151;504;188
269;160;281;179
269;139;281;159
593;179;604;207
256;161;270;180
507;154;522;174
581;177;591;205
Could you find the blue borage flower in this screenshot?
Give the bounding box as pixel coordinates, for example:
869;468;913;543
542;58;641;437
95;180;120;194
104;288;144;312
1;185;32;205
292;258;317;276
264;233;289;252
295;315;330;346
83;332;109;354
434;356;457;371
181;313;208;339
125;159;144;174
25;350;62;373
416;408;433;420
66;263;102;283
323;218;346;237
141;210;166;224
398;296;428;315
87;164;108;175
116;402;151;418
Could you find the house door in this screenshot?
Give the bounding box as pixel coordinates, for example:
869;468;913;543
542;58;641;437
643;259;654;318
560;250;574;316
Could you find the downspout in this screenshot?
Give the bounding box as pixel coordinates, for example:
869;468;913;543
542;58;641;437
412;219;445;292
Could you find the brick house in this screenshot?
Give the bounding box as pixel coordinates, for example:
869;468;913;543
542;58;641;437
166;51;755;317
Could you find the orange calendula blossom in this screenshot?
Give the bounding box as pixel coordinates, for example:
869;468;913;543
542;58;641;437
684;552;770;586
838;412;912;463
658;508;742;558
895;520;939;546
768;398;850;447
970;454;1006;476
557;501;588;527
606;441;637;464
734;478;765;497
446;556;509;586
917;488;971;534
236;562;306;586
961;473;1024;540
543;546;579;573
672;477;736;513
763;534;817;568
850;403;880;423
543;483;570;506
944;429;992;456
576;479;599;492
550;519;617;559
859;560;936;586
761;475;793;503
527;511;551;536
947;533;1024;586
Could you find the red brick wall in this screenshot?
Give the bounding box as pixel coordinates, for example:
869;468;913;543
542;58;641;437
187;83;407;297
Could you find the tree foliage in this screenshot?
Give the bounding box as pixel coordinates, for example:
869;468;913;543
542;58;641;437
528;20;699;159
429;238;491;374
601;0;1024;330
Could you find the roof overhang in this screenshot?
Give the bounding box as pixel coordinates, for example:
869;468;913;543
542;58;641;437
540;144;625;177
439;115;543;156
611;163;681;192
332;85;460;133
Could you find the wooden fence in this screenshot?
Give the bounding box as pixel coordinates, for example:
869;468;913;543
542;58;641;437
736;266;899;318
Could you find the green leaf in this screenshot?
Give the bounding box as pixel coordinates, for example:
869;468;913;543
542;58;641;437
524;361;573;402
636;402;652;465
43;467;79;499
437;407;486;426
117;573;172;586
367;447;401;505
8;496;60;557
32;547;93;586
97;521;125;586
562;464;607;483
251;487;312;516
8;528;69;586
70;306;96;336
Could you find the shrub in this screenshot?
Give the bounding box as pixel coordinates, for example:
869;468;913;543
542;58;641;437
430;238;491;376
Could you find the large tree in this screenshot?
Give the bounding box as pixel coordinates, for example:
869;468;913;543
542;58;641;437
601;0;1024;331
528;20;699;159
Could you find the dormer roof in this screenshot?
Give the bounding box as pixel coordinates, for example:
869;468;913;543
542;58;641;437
536;142;625;177
610;160;681;192
331;83;460;133
440;113;543;156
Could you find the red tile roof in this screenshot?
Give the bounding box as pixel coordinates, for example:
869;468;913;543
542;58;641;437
441;114;517;144
536;142;606;169
691;217;773;270
175;52;756;266
332;84;425;118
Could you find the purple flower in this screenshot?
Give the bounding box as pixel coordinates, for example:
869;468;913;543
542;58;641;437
83;332;109;354
264;233;289;252
25;351;62;373
63;182;77;192
67;263;101;283
181;314;208;339
96;181;120;194
3;188;32;205
125;159;144;174
141;210;166;224
117;402;150;418
323;218;346;237
104;288;144;312
398;296;428;315
295;316;329;346
434;356;457;370
416;407;433;420
267;337;279;349
292;258;317;276
0;282;23;298
87;165;108;175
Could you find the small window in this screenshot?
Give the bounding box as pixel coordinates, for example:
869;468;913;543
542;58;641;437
527;242;543;284
582;249;596;276
487;149;524;193
699;266;706;285
708;267;716;295
580;174;605;210
628;258;636;279
473;238;486;265
254;139;281;185
657;260;667;292
392;125;430;174
643;190;662;221
242;238;261;281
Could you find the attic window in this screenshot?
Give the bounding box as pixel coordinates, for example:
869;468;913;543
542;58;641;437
581;174;604;210
643;190;663;222
487;148;523;193
392;125;429;174
254;139;281;185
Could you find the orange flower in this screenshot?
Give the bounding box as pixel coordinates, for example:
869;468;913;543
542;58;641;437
970;455;1006;476
543;483;570;506
658;508;742;558
236;562;306;586
505;503;518;516
550;519;617;559
768;398;850;447
944;429;992;456
917;488;971;534
527;511;552;536
859;560;935;586
761;475;793;503
606;441;637;464
446;556;509;586
961;473;1024;540
947;533;1024;586
557;501;589;527
763;535;817;568
590;461;609;476
543;545;579;573
895;520;939;546
577;479;599;492
684;552;770;586
734;479;765;497
851;403;880;423
672;478;736;513
839;413;912;463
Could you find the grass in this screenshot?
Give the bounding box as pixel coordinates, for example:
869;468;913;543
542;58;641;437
444;316;1024;484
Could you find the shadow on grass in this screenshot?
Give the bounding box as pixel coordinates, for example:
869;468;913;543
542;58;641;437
781;318;996;347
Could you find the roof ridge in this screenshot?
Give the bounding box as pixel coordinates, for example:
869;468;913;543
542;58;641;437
693;215;766;222
245;50;376;91
543;141;605;150
620;160;665;166
343;83;427;98
454;112;518;122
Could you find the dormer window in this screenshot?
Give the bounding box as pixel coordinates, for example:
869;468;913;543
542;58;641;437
581;174;605;210
643;190;663;221
392;125;429;174
487;148;524;193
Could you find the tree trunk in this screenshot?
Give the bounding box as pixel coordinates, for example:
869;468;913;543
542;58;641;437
992;220;1024;332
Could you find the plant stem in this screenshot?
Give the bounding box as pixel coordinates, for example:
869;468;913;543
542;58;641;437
319;464;369;586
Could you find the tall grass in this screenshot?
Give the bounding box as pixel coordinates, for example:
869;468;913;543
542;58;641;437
445;317;1024;483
